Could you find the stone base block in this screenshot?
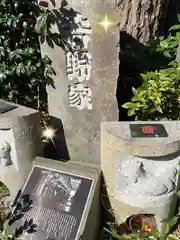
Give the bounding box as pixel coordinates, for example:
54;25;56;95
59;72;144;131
0;99;43;200
12;156;101;240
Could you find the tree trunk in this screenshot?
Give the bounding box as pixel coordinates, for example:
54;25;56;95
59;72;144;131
117;0;170;44
116;0;170;121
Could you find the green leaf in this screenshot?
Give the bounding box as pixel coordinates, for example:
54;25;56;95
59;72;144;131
164;223;170;235
170;24;180;31
0;0;6;6
0;73;6;81
25;66;31;76
16;63;26;75
128;108;136;116
3;220;9;236
132;87;137;95
150;228;161;237
8;90;18;100
167;234;179;240
0;46;5;56
28;48;35;54
160;39;170;49
140;73;148;81
35;13;48;34
149;108;159;114
166;216;179;229
23;21;28;29
104;228;130;240
176;32;180;40
25;96;32;102
43;55;52;64
164;51;172;58
7;18;13;27
156;106;163;113
131;96;138;102
0;181;10;200
121;102;135;109
12;18;17;28
136;90;146;99
36;62;41;67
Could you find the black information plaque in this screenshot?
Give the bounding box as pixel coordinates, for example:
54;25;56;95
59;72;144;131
11;166;93;240
0;100;17;114
130;124;168;138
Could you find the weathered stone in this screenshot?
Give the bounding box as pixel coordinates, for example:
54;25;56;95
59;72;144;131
0;99;43;200
40;0;119;163
103;121;180;156
101;121;180;233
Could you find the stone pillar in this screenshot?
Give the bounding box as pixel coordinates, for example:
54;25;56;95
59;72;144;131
40;0;119;163
0;99;43;200
101;121;180;232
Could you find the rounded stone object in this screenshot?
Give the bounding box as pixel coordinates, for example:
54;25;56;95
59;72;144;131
104;121;180;157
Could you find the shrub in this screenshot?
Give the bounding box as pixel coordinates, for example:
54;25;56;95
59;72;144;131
122;20;180;120
0;0;55;110
102;215;180;240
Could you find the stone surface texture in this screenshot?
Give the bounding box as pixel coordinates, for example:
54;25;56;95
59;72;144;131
101;121;180;232
32;156;101;240
40;0;119;163
0;99;43;200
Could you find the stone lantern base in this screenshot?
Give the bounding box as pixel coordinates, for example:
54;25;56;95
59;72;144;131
101;121;180;233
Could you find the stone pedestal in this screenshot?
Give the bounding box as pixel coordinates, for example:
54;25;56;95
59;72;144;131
0;99;43;200
101;121;180;232
40;0;119;163
15;156;101;240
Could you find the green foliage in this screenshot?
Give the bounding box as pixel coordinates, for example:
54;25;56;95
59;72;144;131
102;217;180;240
0;192;36;239
0;182;10;201
122;17;180;120
0;0;55;109
101;192;180;240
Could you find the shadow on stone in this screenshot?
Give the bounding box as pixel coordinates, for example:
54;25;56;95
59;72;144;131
116;31;172;121
101;174;131;236
43;116;70;161
39;0;80;52
141;149;180;161
101;175;114;225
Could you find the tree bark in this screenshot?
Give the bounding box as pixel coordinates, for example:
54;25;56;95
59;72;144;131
117;0;170;44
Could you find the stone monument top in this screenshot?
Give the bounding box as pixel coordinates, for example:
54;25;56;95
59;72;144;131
0;99;17;114
0;99;40;129
103;121;180;157
0;99;42;200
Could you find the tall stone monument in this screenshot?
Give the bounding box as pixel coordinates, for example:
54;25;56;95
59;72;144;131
40;0;119;163
101;121;180;233
0;99;43;200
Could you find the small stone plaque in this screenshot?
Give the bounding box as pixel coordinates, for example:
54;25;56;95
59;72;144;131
11;165;93;240
130;124;168;138
0;100;17;114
